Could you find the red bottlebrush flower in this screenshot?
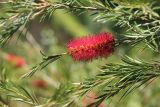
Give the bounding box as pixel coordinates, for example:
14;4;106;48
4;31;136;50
32;79;47;89
4;54;26;68
67;32;114;61
82;91;105;107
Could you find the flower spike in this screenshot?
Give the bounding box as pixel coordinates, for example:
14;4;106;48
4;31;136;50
67;32;114;61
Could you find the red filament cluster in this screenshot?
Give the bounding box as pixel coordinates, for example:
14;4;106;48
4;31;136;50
4;54;26;68
67;32;114;61
32;79;47;89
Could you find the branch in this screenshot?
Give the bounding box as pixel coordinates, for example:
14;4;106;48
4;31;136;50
77;56;160;106
0;66;39;106
21;52;67;78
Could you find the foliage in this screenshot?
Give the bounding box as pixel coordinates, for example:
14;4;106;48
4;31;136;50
79;56;160;106
0;0;160;107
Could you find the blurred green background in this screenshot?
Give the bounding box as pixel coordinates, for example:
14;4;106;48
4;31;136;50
0;0;160;107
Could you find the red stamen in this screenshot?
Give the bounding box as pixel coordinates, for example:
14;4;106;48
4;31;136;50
32;79;47;89
67;32;114;61
4;54;26;68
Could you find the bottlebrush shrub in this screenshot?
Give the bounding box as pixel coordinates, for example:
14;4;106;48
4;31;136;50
32;79;47;89
4;54;26;68
67;32;114;61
